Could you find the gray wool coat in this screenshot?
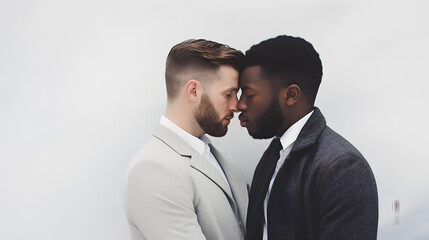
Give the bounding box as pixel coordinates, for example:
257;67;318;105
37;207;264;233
246;107;378;240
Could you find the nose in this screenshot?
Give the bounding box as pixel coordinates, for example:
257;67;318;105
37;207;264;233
229;95;238;113
237;96;247;111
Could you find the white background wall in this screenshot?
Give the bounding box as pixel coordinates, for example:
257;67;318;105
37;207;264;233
1;0;428;239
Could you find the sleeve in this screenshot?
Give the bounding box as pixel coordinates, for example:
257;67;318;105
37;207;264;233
125;158;207;240
318;154;378;240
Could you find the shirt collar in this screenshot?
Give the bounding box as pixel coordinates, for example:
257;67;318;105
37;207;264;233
160;115;207;155
279;110;314;150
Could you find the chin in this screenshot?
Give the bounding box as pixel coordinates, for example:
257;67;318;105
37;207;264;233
249;129;276;140
207;127;228;137
251;134;273;140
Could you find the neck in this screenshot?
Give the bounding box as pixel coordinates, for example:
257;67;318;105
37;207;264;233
165;102;204;138
277;105;314;137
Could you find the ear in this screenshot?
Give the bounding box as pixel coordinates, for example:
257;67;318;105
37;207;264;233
281;84;301;107
185;79;201;102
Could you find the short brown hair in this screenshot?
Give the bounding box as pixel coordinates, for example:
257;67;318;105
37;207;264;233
165;39;244;100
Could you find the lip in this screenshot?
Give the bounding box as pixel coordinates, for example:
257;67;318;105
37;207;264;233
238;114;248;127
223;115;233;124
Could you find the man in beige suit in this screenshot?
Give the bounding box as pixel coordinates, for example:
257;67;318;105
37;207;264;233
123;39;248;240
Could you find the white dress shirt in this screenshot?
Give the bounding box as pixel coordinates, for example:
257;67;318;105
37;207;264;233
262;110;314;240
160;115;230;188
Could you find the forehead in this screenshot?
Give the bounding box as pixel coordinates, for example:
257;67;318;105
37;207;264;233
240;65;270;90
210;65;239;88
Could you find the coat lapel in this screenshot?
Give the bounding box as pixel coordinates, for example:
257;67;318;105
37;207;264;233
291;107;326;153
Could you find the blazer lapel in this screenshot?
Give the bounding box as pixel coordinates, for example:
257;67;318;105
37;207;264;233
189;152;235;201
210;144;248;225
153;124;234;202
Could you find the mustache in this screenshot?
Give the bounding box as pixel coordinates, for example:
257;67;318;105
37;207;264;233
225;113;234;120
239;113;248;121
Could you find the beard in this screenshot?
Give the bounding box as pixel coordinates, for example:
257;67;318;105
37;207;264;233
250;97;284;139
195;94;229;137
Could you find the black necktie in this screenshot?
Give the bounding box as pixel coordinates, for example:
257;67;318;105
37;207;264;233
265;137;283;165
247;137;283;240
258;137;283;202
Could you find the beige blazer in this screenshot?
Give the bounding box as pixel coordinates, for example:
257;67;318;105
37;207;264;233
123;124;248;240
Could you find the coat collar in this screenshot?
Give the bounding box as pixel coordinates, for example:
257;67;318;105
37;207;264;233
291;107;327;153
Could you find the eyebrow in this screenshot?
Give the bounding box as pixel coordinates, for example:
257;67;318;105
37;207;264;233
240;86;252;91
224;87;239;92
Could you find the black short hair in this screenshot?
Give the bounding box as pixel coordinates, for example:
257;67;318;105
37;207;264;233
244;35;323;104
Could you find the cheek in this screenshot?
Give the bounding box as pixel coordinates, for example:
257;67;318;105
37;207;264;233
218;96;230;107
250;98;270;116
212;96;228;112
246;97;260;111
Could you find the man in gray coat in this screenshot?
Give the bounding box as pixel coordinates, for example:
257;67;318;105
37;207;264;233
123;39;248;240
238;35;378;240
